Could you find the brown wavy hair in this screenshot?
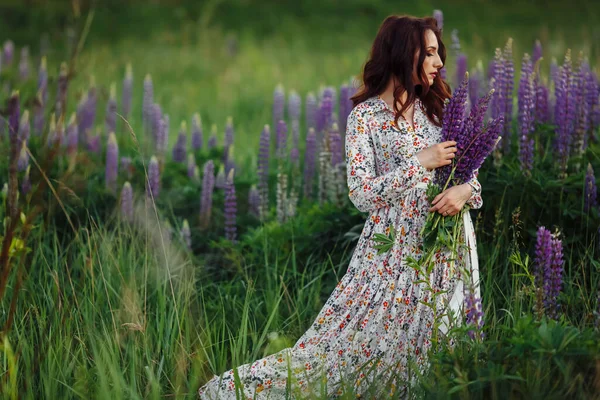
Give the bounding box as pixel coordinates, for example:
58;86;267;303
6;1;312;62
351;15;452;128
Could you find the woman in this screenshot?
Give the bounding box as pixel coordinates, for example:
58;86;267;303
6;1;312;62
199;14;483;399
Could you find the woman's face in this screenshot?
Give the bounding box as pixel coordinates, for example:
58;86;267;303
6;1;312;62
413;29;444;86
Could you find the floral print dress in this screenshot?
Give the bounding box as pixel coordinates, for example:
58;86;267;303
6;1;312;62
198;95;483;399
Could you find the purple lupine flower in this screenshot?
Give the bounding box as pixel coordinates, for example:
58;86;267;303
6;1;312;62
121;156;133;179
105;132;119;193
433;9;443;30
257;124;270;219
273;84;285;129
554;50;575;175
159;114;169;154
215;164;226;189
17;141;29;172
224;169;237;243
248;184;260;218
3;40;14;65
225;145;236;177
152;103;163;145
21;165;31;195
329;123;343;167
146;155;160;199
532;40;543;66
200;160;215;227
122;63;133;119
585;163;598;213
317;93;334;137
305;92;317;129
191;113;203;150
550;58;560;90
518;53;535;175
339;84;349;134
534;226;553;313
38;56;48;104
322;87;337;109
546;233;564;319
207;124;217;149
456;53;468;89
66;113;78;155
180;219;191;249
303;127;317;200
87;130;102;154
469;61;484;108
535;79;550;124
82;80;98;141
465;291;485;340
288;91;301;122
490;48;503;119
187;153;196;179
33;90;44;136
276;119;288;160
143;74;153;132
571;58;589;158
501;39;515;154
225;116;234;149
172;121;187;162
18;109;30;145
105;82;117;135
19;47;29;80
290;119;300;167
56;62;69;117
120;181;133;222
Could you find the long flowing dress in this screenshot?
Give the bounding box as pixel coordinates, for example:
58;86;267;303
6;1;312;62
198;95;483;399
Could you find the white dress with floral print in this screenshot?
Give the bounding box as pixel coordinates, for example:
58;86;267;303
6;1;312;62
198;95;483;399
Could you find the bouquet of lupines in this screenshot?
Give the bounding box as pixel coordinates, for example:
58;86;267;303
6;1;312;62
420;72;503;257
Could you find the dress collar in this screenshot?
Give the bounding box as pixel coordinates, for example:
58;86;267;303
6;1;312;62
371;95;423;115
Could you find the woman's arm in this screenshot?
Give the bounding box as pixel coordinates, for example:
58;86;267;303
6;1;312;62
345;107;428;213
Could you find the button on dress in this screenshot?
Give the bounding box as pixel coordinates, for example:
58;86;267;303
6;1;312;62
198;95;483;399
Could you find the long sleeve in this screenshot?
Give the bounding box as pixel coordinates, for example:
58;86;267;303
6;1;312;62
465;169;483;209
345;108;428;213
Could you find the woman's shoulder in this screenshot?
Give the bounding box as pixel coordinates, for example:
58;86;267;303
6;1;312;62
348;96;387;119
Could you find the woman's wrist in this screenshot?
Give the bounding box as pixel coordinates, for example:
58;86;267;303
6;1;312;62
462;183;474;201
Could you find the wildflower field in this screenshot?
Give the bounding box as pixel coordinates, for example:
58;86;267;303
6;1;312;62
1;1;600;398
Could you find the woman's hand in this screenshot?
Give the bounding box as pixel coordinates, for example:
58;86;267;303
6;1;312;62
429;184;472;217
416;141;457;170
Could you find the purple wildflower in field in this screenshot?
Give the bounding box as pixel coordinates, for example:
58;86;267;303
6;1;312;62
257;124;270;219
146;156;160;199
56;62;69;117
122;63;133;119
534;226;553;314
121;156;133;179
317;93;334;136
18;142;29;172
225;145;236;177
303;127;317;200
187;153;196;179
83;80;98;141
38;57;48;104
518;53;535;175
339;84;350;134
18;110;30;145
248;184;260;218
225;116;234;149
306;92;317;130
152;103;162;144
224;169;237;243
585;163;598;213
172;121;187;163
273;84;285;128
456;53;468;89
143;74;153;132
276;119;288;161
501;39;514;154
3;40;14;65
19;47;29;80
215;165;226;190
22;165;31;195
535;79;550;124
105;83;117;135
571;57;589;158
433;9;443;30
290;130;300;167
105;132;119;193
532;40;543;66
181;219;192;249
200;160;215;227
554;50;575;175
87;130;102;154
207;124;217;150
469;62;483;107
465;290;485;340
547;233;564;319
158;114;169;155
191;113;203;150
288;91;301;122
66;113;78;155
120;181;133;223
329;123;343;167
33;91;44;136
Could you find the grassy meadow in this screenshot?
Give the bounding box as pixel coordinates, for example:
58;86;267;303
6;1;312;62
1;1;600;398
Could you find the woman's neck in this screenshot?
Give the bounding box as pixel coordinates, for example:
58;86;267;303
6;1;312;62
379;79;413;111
